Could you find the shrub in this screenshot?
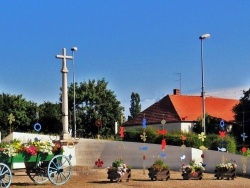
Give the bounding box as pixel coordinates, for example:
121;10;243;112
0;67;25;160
124;127;237;154
150;159;169;171
209;135;236;153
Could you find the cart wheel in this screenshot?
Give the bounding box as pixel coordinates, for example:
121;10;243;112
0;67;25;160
27;162;49;184
47;155;72;185
0;163;12;188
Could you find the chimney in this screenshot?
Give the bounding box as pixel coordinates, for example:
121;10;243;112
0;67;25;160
173;89;181;95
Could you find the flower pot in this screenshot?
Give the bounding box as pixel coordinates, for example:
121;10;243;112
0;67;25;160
107;168;131;182
182;167;203;180
148;168;170;181
214;167;236;180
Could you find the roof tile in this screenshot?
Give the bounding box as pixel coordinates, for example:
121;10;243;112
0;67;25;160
124;94;239;126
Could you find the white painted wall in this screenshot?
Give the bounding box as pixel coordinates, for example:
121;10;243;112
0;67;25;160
75;139;250;175
3;133;250;176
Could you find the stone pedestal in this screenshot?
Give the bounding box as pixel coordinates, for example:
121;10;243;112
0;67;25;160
60;133;72;141
53;139;78;166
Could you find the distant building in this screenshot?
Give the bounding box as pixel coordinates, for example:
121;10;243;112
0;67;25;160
124;89;239;132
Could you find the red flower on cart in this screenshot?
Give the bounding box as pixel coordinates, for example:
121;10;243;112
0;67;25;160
24;145;38;155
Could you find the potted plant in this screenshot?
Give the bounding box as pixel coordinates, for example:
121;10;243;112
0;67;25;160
214;162;237;180
181;161;205;180
148;159;170;181
107;159;131;182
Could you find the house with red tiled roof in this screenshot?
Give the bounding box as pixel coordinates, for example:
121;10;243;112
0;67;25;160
124;89;239;132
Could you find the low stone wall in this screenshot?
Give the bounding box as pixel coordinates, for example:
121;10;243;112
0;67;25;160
2;133;250;175
75;139;250;175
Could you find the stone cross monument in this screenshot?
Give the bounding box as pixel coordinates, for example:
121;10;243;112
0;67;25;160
56;48;73;140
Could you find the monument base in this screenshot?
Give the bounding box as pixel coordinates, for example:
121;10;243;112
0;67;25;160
60;132;72;140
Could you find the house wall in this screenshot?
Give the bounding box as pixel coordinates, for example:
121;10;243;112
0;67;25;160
181;122;194;132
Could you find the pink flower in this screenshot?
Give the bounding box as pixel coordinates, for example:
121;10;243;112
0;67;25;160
25;145;37;155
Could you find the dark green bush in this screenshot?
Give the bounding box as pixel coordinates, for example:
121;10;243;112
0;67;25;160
209;135;236;153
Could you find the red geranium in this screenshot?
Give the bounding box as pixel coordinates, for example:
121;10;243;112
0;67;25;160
24;145;37;155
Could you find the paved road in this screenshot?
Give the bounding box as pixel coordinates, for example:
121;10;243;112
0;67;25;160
10;169;250;188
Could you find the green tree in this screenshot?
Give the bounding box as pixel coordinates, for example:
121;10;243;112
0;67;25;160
232;89;250;145
0;93;37;138
67;78;124;138
192;114;222;134
129;92;141;119
38;102;62;134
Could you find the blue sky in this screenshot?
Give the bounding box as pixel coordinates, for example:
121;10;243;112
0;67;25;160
1;1;250;118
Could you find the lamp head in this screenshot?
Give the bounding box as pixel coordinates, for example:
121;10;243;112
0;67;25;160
199;34;210;40
71;47;78;51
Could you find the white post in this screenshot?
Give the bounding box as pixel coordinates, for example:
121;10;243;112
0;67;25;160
115;121;118;134
56;48;73;140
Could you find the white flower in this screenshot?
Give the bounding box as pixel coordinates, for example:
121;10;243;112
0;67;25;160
3;145;18;157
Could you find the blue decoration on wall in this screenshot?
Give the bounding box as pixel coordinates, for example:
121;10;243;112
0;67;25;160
217;147;227;152
220;120;225;128
160;152;167;158
180;155;186;161
34;123;41;132
34;137;41;142
142;118;147;129
139;146;148;151
200;162;206;167
69;154;72;160
221;141;227;145
241;133;248;141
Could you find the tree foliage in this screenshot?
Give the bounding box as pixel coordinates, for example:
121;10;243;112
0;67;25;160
232;89;250;145
192;114;225;134
0;79;124;139
38;102;62;134
67;78;124;138
0;93;37;138
129;92;141;119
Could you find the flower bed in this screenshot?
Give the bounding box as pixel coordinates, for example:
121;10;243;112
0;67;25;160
107;159;131;182
214;162;237;180
148;159;170;181
181;161;205;180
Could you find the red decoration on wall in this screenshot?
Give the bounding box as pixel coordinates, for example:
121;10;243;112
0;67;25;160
219;131;226;138
157;129;167;135
119;126;125;138
180;135;186;141
161;139;167;151
242;147;247;153
95;158;104;168
95;119;102;127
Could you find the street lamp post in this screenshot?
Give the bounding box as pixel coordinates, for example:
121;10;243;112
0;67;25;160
71;47;77;138
199;34;210;135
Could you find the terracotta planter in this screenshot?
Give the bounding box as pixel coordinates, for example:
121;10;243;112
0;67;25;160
214;167;236;180
148;168;170;181
107;168;131;182
181;167;203;180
